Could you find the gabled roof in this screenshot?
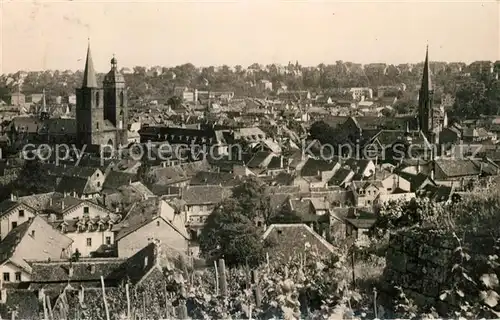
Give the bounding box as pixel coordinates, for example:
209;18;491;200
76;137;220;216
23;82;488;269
182;185;233;205
300;158;340;177
262;224;335;262
115;198;188;241
102;171;138;190
434;159;481;178
189;171;238;187
0;216;73;273
328;167;354;186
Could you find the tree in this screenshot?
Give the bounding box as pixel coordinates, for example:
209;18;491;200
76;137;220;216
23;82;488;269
167;95;183;108
270;205;302;224
199;199;266;267
136;161;156;186
231;177;271;222
10;158;54;196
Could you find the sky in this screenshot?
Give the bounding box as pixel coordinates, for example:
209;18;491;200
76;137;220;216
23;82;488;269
1;0;499;74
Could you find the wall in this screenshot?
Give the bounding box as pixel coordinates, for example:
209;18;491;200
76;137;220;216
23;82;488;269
117;217;188;258
0;205;36;240
0;262;30;283
383;229;496;310
66;230;114;257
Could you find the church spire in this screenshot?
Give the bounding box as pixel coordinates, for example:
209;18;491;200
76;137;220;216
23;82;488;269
420;46;432;93
41;89;47;113
82;40;98;88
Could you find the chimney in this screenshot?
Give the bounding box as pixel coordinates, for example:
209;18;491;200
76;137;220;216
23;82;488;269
10;193;15;201
89;265;96;274
115;207;120;213
49;198;53;206
280;155;284;169
68;266;73;278
129;178;132;185
61;201;65;211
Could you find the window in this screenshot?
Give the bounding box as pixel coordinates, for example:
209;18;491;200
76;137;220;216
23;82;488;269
120;91;124;107
105;237;111;245
83;207;89;214
156;221;160;226
15;272;21;281
18;210;24;218
86;238;92;247
3;273;10;282
96;92;100;106
96;122;99;130
11;222;17;229
97;181;101;187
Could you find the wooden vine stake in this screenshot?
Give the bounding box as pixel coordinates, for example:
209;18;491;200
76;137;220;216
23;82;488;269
218;259;228;297
214;260;219;296
251;270;262;309
46;295;54;320
100;276;111;320
125;283;131;320
177;283;188;319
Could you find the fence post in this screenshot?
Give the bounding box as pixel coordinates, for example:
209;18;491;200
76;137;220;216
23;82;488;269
218;259;228;297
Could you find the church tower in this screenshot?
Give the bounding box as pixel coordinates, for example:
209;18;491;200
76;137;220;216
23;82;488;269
418;46;436;144
76;42;105;146
103;55;128;142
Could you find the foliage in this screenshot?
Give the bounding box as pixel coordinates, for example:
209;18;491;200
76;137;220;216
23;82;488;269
231;177;272;222
451;75;500;119
9;158;54;196
199;198;266;267
135;161;156;186
269;204;302;224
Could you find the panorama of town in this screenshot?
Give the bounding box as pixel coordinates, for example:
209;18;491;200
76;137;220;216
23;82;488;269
0;35;500;319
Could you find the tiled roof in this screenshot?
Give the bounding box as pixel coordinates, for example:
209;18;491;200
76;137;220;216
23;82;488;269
182;185;232;205
246;151;274;168
42;163;100;179
301;158;340;177
55;176;88;195
103;171;138;190
189;171;239;187
262;224;335;263
434;159;481;178
328;168;353;186
114;198;188;241
0;216;73;273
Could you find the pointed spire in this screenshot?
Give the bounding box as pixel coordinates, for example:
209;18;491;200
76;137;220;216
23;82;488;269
421;45;432;92
82;40;98;88
42;89;47;112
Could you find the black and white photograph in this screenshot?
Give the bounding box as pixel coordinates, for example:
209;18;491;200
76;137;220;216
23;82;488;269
0;0;499;319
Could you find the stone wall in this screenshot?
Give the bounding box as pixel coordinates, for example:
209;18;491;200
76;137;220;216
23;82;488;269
383;228;497;308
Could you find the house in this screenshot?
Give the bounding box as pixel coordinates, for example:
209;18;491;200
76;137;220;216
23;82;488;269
327;167;355;188
34;241;179;320
432;159;484;186
262;224;335;264
344;208;376;243
114;198;189;258
182;185;232;236
0;196;38;240
43;195;118;257
0;216;73;283
349;180;385;207
374;192;416;206
189;171;239;187
29;241;162;289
